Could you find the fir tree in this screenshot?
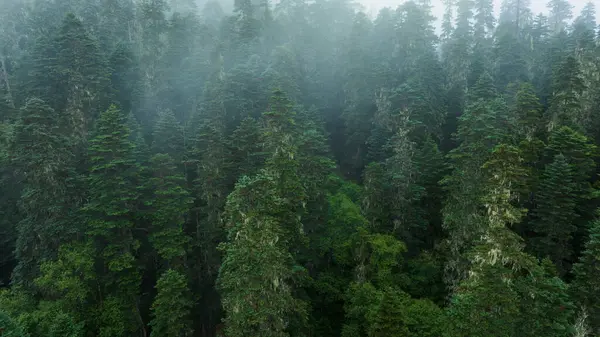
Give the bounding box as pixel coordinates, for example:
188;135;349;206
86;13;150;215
146;153;192;265
152;109;185;164
529;154;578;275
217;173;306;337
149;269;194;337
83;104;142;335
548;56;585;131
368;288;410;337
10;98;76;286
571;217;600;333
29;13;109;142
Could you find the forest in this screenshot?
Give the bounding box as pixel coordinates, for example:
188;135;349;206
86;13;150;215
1;0;600;335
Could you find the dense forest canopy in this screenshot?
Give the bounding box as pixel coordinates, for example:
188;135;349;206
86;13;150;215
1;0;600;336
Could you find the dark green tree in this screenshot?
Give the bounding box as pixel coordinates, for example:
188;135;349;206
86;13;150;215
83;104;142;336
571;216;600;333
149;269;194;337
529;154;578;275
29;13;109;142
10;98;75;286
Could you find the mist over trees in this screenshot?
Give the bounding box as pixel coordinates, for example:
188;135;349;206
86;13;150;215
1;0;600;336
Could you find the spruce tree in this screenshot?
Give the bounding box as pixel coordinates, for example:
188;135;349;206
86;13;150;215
368;289;410;337
83;104;142;336
10;98;75;286
217;173;306;337
30;13;109;141
549;56;585;131
149;269;194;337
513;82;543;140
442;73;509;288
229;116;264;180
146;153;192;265
217;90;308;337
571;217;600;333
529;154;577;275
152;109;185;164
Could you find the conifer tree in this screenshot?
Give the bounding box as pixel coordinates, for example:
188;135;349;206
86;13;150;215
217;173;306;337
10;98;75;286
109;43;142;119
229;116;264;180
447;145;535;337
368;288;410;337
152;109;185;164
83;104;142;335
529;154;577;275
547;0;573;33
30;13;109;142
217;90;307;337
513;82;543;140
146;153;192;265
442;73;510;288
548;56;585;131
571;217;600;333
515;259;574;337
149;269;194;337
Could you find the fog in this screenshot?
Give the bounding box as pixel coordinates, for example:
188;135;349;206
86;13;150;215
1;0;599;336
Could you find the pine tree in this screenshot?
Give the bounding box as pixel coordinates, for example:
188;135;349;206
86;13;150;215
138;0;169;111
109;43;142;119
0;121;18;286
572;217;600;333
515;259;574;337
149;269;194;337
29;13;109;142
513;82;543;140
368;289;410;337
146;153;192;264
529;154;578;275
229;116;265;179
548;56;585;130
218;89;308;337
10;98;76;286
446;263;521;337
442;73;511;288
217;173;306;337
445;0;473;91
261;89;306;246
447;144;536;337
152;109;185;164
83;104;142;335
547;0;573;33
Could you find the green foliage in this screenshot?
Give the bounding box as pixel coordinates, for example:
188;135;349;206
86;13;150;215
0;310;29;337
83;104;142;333
34;242;95;310
150;269;194;337
217;173;307;337
29;13;109;140
571;218;600;333
146;153;192;263
368;288;410;337
10;98;76;286
446;264;521;337
152;109;185;163
4;0;600;336
530;154;578;274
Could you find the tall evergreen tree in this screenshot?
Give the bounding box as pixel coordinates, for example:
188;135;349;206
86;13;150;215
571;217;600;334
83;104;143;336
529;154;577;275
29;13;109;142
10;98;76;286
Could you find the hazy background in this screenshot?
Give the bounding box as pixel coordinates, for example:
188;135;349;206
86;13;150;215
361;0;600;28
